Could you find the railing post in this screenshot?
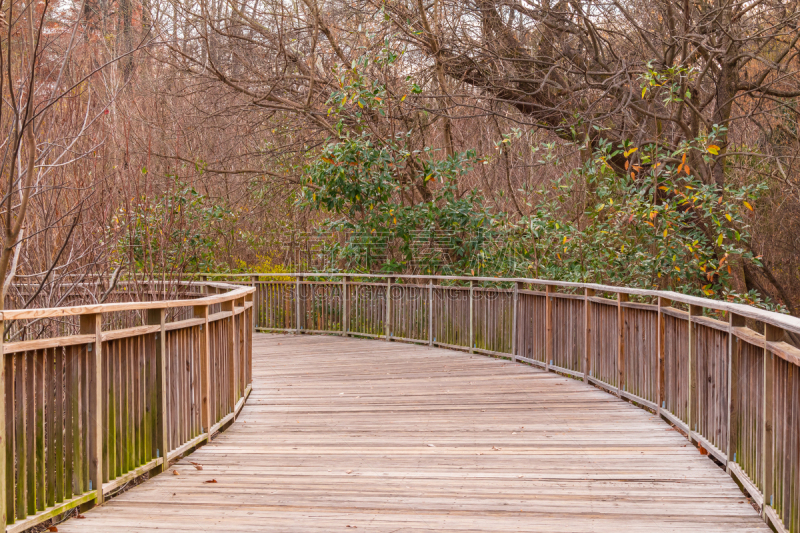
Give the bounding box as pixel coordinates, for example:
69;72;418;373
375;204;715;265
222;299;237;408
584;288;595;381
511;282;519;362
617;292;627;395
250;275;258;330
469;280;474;354
428;279;434;346
545;285;553;371
146;308;168;472
385;277;392;341
295;274;302;334
244;291;253;388
657;297;670;416
688;304;702;439
342;275;349;336
194;305;211;442
763;323;781;516
0;318;5;526
726;312;745;473
80;313;103;506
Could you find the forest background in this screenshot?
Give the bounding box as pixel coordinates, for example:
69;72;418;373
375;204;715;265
2;0;800;316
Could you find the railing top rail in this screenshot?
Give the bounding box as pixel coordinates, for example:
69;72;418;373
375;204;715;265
1;281;254;321
216;272;800;335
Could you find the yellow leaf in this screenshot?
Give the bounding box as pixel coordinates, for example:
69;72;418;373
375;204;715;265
663;229;668;237
743;200;753;211
341;95;347;106
685;185;694;190
642;87;647;98
624;147;638;158
401;95;407;101
675;266;681;272
358;100;363;108
707;145;720;155
725;213;732;222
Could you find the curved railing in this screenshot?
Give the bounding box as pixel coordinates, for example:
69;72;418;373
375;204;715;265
205;272;799;533
0;281;254;532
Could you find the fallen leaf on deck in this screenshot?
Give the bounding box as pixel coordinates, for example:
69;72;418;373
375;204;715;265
697;445;708;456
204;479;218;483
76;514;86;519
191;462;203;470
48;527;58;532
346;470;352;474
172;470;179;475
426;444;436;447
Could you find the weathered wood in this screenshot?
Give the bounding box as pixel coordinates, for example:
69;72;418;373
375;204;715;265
55;334;770;533
147;309;169;472
545;286;553;370
216;272;800;335
617;292;627;396
80;314;104;506
583;288;594;381
763;323;781;516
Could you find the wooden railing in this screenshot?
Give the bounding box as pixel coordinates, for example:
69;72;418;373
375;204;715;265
0;281;254;532
204;272;800;533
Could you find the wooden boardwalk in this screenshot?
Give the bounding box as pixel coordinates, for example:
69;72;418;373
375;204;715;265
59;334;769;532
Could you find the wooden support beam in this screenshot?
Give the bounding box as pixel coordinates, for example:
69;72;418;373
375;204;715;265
295;275;302;334
222;299;237;408
146;308;168;472
342;276;349;336
0;319;5;526
545;286;553;371
584;289;595;381
657;298;671;416
469;281;474;354
688;304;703;439
511;282;519;362
727;312;745;471
763;323;781;516
617;292;628;395
428;280;434;347
194;305;211;441
385;277;392;341
80;314;103;506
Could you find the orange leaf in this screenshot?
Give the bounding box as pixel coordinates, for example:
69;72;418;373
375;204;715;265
48;528;58;532
204;479;218;483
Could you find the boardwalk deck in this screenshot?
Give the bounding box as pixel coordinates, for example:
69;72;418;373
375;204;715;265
59;334;769;532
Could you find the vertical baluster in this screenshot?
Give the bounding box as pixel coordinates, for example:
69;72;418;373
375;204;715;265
25;351;35;515
55;347;64;504
428;280;433;346
763;323;781;516
469;281;474;353
81;313;103;505
147;309;168;471
584;289;594;381
545;286;553;371
295;275;302;334
617;293;627;396
46;348;55;507
385;277;392;341
688;305;702;439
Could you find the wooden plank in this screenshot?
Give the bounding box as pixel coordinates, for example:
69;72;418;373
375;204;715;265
147;309;168;472
56;335;770;533
81;314;104;506
3;335;95;355
202;273;800;336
